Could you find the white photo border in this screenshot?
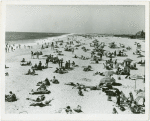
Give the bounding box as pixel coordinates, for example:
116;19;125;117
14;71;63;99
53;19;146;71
0;1;149;121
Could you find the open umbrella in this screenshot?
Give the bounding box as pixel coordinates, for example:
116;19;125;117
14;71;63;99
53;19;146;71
137;54;145;62
130;74;144;80
137;54;145;58
104;71;115;77
124;58;133;62
99;77;115;85
130;74;144;90
135;91;145;104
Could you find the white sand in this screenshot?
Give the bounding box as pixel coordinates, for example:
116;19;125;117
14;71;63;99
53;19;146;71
5;35;145;114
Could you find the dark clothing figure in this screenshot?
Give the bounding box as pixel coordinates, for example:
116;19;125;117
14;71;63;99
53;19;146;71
22;58;25;62
68;60;70;68
36;52;39;59
112;108;118;114
114;51;116;56
116;95;120;106
65;61;68;69
58;59;61;67
31;51;34;59
46;58;49;66
51;42;54;50
38;61;42;69
72;61;75;66
60;60;63;67
133;63;136;68
115;59;117;65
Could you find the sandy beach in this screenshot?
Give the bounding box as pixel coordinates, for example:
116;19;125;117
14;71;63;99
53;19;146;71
5;34;145;114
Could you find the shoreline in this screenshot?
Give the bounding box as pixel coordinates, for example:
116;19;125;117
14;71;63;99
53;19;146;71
5;33;74;49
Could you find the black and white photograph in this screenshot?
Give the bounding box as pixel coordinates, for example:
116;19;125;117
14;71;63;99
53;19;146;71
0;1;149;121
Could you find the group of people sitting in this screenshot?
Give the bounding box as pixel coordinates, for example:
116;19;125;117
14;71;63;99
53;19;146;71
117;50;127;57
25;69;37;75
46;54;61;65
64;46;72;51
54;60;77;74
83;65;93;72
5;91;17;102
106;51;116;58
103;59;114;70
133;49;141;55
137;60;145;64
64;105;83;114
30;76;59;95
20;58;32;66
31;61;48;70
31;51;43;59
73;54;89;60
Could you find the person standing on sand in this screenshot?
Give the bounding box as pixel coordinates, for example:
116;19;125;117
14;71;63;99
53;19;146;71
8;46;10;53
37;51;39;59
5;47;7;53
65;61;68;69
116;94;120;106
60;59;63;68
68;60;70;69
31;51;34;59
58;59;61;67
19;44;21;49
72;48;74;54
125;65;130;79
46;57;49;67
51;42;54;50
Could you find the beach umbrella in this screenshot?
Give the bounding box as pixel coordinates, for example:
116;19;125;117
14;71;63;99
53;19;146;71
99;77;114;85
130;74;144;90
104;71;115;77
124;58;133;62
137;54;145;61
137;54;145;58
135;91;145;104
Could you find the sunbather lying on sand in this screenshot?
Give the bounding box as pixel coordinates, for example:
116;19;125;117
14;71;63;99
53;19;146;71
30;99;54;107
73;105;83;113
29;88;51;95
64;82;76;86
37;78;50;86
93;71;105;76
20;61;32;66
80;55;90;60
26;95;45;102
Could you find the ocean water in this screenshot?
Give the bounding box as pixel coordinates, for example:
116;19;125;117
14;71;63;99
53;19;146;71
5;32;68;45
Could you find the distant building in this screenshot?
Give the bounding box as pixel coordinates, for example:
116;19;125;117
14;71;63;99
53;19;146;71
136;30;145;38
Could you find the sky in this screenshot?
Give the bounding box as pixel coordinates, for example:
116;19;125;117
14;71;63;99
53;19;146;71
6;5;145;34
